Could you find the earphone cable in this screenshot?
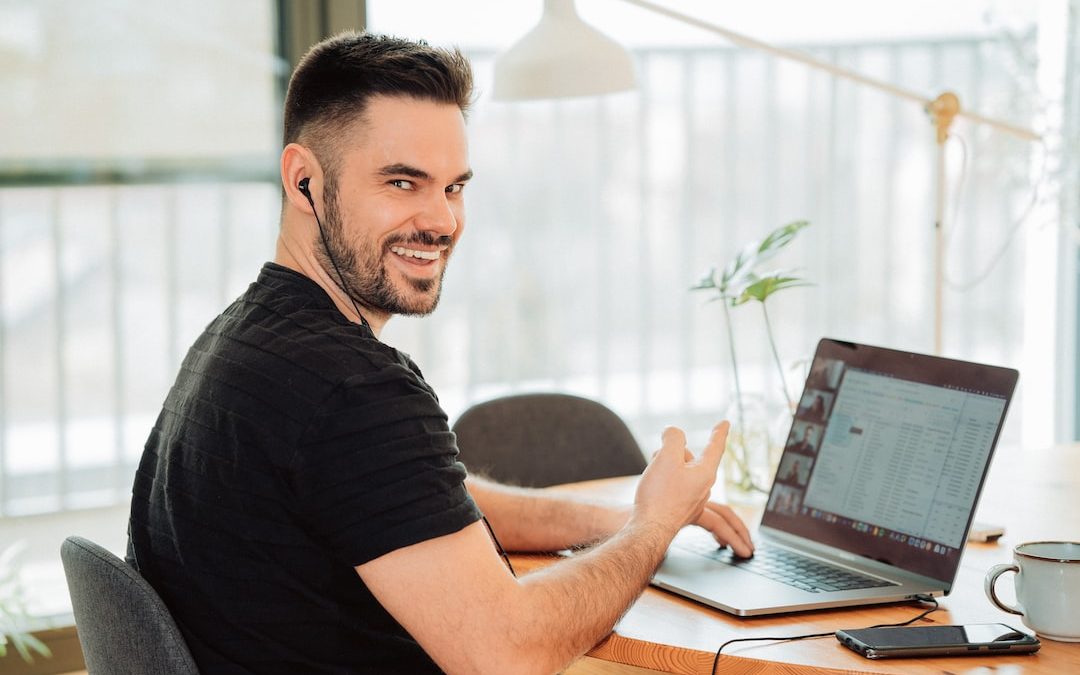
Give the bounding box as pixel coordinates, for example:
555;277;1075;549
301;182;372;331
482;516;516;577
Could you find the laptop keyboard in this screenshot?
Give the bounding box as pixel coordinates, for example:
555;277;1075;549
674;538;898;594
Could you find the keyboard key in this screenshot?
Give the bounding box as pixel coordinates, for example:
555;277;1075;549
673;541;898;593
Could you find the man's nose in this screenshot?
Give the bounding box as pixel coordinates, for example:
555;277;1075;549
416;191;459;236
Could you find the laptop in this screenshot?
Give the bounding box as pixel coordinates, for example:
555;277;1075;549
651;338;1019;616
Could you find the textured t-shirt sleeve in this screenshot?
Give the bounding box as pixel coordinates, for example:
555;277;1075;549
293;356;481;567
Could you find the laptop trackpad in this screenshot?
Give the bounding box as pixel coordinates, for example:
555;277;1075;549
652;549;809;610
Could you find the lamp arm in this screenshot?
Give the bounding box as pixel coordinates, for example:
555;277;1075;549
617;0;1040;142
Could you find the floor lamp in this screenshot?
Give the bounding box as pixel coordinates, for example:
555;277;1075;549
493;0;1042;355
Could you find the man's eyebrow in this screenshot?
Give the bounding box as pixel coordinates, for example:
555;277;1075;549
379;163;431;181
379;164;473;184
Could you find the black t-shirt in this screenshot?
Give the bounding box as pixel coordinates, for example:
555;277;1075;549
127;263;481;674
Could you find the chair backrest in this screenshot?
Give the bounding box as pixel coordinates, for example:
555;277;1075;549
452;392;647;487
60;536;200;675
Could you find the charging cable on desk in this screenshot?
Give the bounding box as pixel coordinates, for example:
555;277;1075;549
710;594;940;675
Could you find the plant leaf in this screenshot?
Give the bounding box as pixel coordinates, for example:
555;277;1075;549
718;220;810;289
689;266;718;291
755;220;810;259
690;220;811;305
0;540;53;664
720;252;758;295
734;274;812;305
11;631;51;662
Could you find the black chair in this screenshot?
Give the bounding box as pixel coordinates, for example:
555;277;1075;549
452;392;647;487
60;535;199;675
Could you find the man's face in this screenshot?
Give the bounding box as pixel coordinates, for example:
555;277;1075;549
318;95;471;317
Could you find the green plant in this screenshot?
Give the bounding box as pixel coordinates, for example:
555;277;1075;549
691;219;811;492
0;542;51;664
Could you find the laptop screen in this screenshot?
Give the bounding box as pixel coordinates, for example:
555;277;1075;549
761;339;1018;583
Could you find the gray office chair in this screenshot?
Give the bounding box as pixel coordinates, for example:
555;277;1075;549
60;535;200;675
452;392;647;487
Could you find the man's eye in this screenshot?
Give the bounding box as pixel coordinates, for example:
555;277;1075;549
446;183;465;194
390;179;414;190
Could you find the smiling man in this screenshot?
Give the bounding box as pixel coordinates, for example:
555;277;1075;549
127;32;752;674
278;97;468;326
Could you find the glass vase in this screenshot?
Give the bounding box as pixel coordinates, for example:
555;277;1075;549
721;392;790;503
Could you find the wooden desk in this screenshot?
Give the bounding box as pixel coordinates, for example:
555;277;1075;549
515;443;1080;674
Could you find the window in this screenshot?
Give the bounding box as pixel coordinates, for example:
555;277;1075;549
369;0;1076;459
0;0;280;515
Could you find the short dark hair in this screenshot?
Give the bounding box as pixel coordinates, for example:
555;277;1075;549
283;32;474;173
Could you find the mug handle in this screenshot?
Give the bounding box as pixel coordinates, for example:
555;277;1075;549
984;563;1024;615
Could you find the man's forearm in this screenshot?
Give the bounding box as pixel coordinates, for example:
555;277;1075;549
505;515;675;672
466;475;630;551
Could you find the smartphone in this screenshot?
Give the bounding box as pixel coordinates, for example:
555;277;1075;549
835;623;1040;659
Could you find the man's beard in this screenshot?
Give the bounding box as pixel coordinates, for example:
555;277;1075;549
316;176;451;317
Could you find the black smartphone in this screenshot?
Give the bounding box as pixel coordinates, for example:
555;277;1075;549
835;623;1040;659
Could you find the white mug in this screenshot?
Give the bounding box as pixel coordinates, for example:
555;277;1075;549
984;541;1080;642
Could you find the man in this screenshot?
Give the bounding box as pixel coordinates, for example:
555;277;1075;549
128;32;753;674
788;423;819;455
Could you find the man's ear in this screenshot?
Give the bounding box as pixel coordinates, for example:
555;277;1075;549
281;143;323;213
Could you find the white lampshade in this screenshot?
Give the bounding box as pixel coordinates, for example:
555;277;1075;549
493;0;637;101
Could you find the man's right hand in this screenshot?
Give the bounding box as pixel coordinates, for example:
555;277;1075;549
631;422;729;538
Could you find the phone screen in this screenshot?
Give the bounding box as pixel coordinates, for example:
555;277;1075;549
836;623;1040;658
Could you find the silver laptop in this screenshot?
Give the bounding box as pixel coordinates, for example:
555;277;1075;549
652;338;1018;616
